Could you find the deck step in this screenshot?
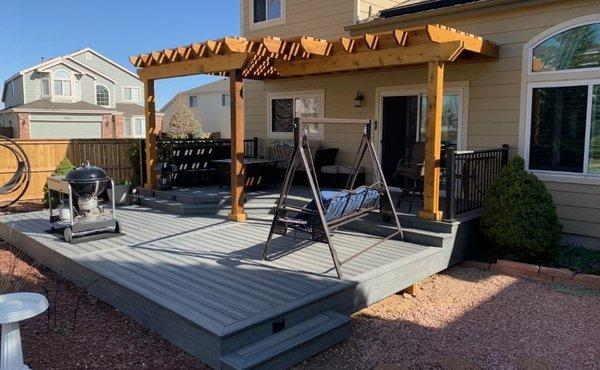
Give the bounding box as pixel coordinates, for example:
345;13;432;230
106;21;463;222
344;218;452;248
220;311;349;370
139;196;275;215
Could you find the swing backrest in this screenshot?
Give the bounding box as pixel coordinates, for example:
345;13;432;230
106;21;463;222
0;161;26;195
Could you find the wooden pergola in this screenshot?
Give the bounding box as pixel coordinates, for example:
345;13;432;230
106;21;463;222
130;24;498;222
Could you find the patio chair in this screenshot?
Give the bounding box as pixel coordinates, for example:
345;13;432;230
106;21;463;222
393;142;425;213
267;143;294;182
294;147;339;186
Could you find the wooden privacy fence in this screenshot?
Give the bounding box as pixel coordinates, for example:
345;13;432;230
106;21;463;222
0;139;142;202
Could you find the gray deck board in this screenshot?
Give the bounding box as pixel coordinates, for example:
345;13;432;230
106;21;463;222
0;205;453;366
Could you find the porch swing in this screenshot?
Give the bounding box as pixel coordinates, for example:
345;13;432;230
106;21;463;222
262;117;403;278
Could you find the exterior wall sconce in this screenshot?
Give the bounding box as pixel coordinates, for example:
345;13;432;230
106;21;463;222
353;91;364;107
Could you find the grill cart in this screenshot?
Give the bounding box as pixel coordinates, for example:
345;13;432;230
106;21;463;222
47;162;120;243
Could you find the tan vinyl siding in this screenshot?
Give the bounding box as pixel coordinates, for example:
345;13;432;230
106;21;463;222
244;0;600;244
353;0;600;242
242;0;356;39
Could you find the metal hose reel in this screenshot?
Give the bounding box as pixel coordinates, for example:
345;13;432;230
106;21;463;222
0;136;31;209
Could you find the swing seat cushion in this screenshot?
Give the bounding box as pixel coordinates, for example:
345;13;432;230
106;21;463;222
298;186;379;225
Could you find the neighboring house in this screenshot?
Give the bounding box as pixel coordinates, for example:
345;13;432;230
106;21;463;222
237;0;600;248
0;48;162;139
161;79;231;138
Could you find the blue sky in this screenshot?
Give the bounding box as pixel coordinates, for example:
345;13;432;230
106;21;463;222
0;0;240;109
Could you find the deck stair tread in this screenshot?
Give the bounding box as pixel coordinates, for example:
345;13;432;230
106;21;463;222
220;310;349;370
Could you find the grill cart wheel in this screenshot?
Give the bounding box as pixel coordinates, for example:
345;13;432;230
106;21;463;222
63;227;73;243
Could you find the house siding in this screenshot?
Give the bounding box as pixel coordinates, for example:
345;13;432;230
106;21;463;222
162;92;232;138
0;112;19;137
4;76;25;108
70;50;143;106
242;0;356;39
244;0;600;247
23;71;43;104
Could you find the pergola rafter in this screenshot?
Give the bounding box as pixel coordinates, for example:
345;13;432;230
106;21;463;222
130;24;498;81
131;24;498;222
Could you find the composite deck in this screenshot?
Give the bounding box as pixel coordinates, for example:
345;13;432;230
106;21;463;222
0;204;473;368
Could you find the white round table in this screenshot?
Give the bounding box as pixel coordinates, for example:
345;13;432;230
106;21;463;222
0;293;48;370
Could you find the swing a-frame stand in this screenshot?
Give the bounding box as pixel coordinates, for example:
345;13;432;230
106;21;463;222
262;117;403;278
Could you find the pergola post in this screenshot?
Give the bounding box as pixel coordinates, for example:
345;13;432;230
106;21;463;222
418;61;445;221
228;69;247;222
143;79;157;189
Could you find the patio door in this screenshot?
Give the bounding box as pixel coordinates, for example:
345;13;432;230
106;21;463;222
381;95;419;183
380;91;463;183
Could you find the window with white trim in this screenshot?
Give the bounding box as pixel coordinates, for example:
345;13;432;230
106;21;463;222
123;87;141;102
252;0;283;25
53;70;71;96
124;116;146;138
525;17;600;177
222;93;230;106
96;85;110;106
268;91;323;139
189;96;198;108
41;79;50;97
417;93;461;148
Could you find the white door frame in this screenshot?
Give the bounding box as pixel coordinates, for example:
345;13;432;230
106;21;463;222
374;81;470;160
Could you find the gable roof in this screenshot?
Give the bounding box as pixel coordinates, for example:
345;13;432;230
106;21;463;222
2;47;136;103
1;100;115;114
69;48;140;79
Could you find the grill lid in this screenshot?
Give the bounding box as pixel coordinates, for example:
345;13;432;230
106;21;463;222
66;161;109;184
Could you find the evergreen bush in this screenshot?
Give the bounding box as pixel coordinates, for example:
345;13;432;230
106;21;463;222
43;157;75;208
480;156;562;260
165;99;207;139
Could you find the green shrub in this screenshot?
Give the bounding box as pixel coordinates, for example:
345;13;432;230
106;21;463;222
43;157;75;208
480;156;562;260
128;144;142;186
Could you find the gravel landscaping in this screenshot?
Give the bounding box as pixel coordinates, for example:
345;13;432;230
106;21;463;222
1;240;598;369
299;266;600;370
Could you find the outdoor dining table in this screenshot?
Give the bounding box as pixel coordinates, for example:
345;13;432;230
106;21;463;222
211;158;282;189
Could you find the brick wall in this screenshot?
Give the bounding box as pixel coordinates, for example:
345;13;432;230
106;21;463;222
114;114;124;138
17;113;30;139
101;114;114;138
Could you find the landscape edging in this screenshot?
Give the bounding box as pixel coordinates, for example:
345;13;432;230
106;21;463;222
460;259;600;290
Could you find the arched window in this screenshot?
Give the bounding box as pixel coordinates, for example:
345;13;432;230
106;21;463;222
96;85;110;106
523;16;600;180
53;69;71;96
532;23;600;72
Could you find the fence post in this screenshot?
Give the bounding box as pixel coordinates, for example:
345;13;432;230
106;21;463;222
501;144;509;166
444;147;456;221
253;137;259;159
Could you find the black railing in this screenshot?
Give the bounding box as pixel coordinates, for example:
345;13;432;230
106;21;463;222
444;144;509;220
157;137;259;161
154;137;259;186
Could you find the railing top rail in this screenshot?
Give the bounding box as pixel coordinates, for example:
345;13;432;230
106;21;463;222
299;117;371;125
453;147;508;156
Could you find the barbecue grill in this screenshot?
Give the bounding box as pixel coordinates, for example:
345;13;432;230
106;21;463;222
47;161;121;242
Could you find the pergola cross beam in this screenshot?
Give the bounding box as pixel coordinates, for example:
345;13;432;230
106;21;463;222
131;24;498;222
